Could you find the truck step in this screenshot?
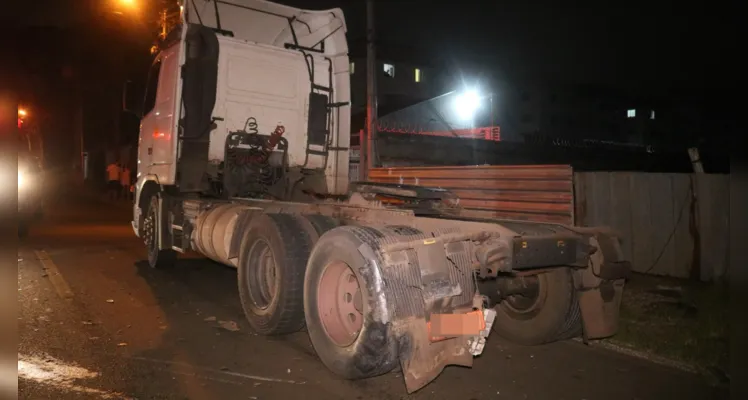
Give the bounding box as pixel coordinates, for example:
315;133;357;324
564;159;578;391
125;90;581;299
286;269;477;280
170;223;188;253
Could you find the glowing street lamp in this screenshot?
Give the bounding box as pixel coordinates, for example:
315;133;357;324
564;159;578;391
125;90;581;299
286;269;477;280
453;89;481;121
112;0;138;15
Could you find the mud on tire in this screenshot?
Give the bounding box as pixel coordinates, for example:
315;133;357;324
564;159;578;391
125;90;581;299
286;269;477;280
238;213;313;335
492;267;582;345
304;225;399;380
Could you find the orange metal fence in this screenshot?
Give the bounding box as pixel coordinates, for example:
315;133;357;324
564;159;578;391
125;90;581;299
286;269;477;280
368;164;574;225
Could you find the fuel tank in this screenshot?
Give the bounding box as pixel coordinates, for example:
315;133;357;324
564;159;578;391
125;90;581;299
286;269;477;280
192;203;254;267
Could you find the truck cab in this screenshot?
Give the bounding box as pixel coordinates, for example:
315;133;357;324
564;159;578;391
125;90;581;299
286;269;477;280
132;0;351;236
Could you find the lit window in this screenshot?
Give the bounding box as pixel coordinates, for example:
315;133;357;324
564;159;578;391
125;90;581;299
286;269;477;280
414;68;421;83
350;62;355;74
650;110;655;120
383;63;395;78
627;109;636;118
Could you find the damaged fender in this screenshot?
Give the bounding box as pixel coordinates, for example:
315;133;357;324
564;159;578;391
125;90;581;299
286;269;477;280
373;228;491;393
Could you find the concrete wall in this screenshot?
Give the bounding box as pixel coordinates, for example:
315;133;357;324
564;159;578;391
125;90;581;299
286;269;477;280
574;172;729;281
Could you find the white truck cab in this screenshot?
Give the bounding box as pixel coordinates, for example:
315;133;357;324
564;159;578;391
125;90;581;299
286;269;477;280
134;0;351;233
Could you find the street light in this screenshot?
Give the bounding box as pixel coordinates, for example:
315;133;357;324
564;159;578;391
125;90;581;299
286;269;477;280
453;89;481;121
111;0;138;15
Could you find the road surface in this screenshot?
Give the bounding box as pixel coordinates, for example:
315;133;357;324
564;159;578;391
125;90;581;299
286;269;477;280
17;192;728;400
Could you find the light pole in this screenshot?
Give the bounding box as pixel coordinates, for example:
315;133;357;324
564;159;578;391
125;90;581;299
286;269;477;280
111;0;180;43
153;3;182;53
364;0;378;177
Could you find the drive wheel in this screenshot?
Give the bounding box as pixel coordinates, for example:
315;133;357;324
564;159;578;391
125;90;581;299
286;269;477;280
492;267;581;345
304;226;399;379
237;213;313;335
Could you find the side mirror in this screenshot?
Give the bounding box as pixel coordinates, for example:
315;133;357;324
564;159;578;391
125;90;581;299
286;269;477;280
122;80;141;117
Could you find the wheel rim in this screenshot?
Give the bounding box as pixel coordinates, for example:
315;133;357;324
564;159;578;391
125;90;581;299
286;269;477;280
144;208;157;257
317;261;363;347
246;239;277;310
502;275;545;316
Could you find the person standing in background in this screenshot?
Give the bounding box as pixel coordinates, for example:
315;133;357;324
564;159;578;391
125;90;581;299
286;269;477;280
106;162;121;201
120;166;132;201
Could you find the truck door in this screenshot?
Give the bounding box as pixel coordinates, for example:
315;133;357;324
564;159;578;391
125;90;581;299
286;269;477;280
138;59;159;177
138;43;181;183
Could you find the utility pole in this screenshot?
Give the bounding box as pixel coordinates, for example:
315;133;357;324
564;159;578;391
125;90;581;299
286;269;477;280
365;0;378;177
151;3;182;53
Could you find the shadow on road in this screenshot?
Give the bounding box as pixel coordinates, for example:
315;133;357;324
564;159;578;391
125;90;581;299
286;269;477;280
126;253;351;398
126;252;403;399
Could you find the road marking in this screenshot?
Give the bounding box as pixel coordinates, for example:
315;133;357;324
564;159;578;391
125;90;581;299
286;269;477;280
130;356;305;384
34;250;74;300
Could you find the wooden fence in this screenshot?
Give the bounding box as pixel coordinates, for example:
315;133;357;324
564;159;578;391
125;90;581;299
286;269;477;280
575;172;729;281
362;164;729;281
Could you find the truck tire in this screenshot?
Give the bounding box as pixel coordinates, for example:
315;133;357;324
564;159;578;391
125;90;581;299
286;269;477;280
381;225;421;236
144;195;177;269
492;267;581;345
238;213;313;335
304;226;399;380
299;215;341;242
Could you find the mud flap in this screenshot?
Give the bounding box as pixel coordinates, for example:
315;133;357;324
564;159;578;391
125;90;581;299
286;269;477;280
574;233;629;339
398;319;474;393
377;232;491;393
577;280;625;338
157;194;173;250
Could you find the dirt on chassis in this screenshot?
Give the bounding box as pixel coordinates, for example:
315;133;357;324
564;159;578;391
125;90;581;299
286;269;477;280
139;190;631;393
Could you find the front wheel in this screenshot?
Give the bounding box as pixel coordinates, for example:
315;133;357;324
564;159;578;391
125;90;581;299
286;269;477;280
143;195;177;269
492;267;582;345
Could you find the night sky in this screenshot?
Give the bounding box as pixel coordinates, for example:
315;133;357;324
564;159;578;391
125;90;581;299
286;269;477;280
8;0;736;90
286;0;736;95
5;0;737;166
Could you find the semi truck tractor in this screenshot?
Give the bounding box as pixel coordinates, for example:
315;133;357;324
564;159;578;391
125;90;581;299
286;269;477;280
129;0;631;393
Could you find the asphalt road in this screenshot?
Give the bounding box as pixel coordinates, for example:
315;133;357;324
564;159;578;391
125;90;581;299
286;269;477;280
17;192;728;400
